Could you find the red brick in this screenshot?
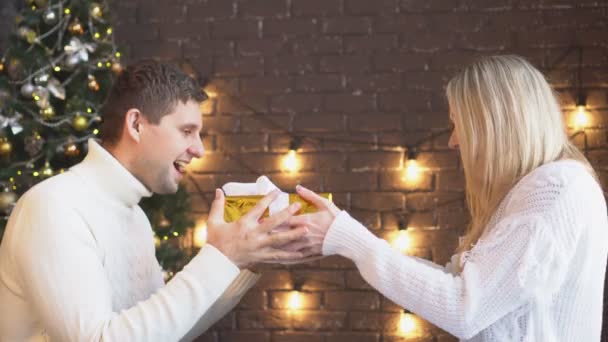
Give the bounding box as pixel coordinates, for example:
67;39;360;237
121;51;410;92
272;332;324;342
238;290;267;309
349;210;382;230
270;291;322;309
345;34;397;53
322;17;373;34
346;270;374;289
349;113;402;132
319;255;357;269
325;172;378;192
346;74;401;91
266;56;317;75
219;331;269;342
187;0;235;21
291;37;343;55
351;192;405;211
192;152;243;172
216;133;267;152
430;12;491;33
321;55;372;73
403;112;451;131
241;115;291;132
457;30;513;52
345;0;399;15
202;115;239;133
292;0;342;16
292;270;345;290
460;0;515;10
516;29;576;48
325;291;381;310
428;51;480;71
416;151;459;170
373;53;429;72
326;332;380;342
239;0;288;18
271;94;323;113
241;76;293;94
380;170;434;192
295;74;344;92
264;18;318;36
183;40;234;57
349;151;402;170
118;24;159;41
350;312;400;331
436;170;465;192
374;14;431;32
137;3;184;24
378;90;432;112
292;311;348;330
237;39;289;56
129;41;182;60
238;310;292;329
293;113;345;131
254;270;293;290
324;94;376;113
214;56;265;76
212;20;259;39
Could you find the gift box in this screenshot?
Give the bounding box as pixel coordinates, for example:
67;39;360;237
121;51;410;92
224;193;332;223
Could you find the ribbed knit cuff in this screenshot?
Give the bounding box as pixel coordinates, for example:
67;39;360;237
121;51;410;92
322;210;380;260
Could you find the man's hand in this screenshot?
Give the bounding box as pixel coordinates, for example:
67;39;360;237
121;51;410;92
205;189;311;269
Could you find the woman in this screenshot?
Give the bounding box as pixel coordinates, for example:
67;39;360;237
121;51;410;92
289;55;608;341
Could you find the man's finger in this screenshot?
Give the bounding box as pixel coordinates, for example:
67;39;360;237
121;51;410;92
257;203;300;233
244;189;280;221
208;189;225;224
263;226;308;248
295;185;328;209
279;236;313;252
287;214;313;227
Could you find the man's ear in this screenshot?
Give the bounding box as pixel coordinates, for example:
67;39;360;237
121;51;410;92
124;108;144;142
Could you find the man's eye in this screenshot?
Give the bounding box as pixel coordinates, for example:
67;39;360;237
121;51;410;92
183;129;192;135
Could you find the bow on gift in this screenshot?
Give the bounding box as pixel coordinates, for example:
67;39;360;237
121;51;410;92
0;112;23;135
64;37;96;67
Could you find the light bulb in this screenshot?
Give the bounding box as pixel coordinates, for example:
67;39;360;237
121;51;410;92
392;230;411;253
287;291;302;310
574;105;589;130
399;312;417;335
402;158;422;182
282;150;300;173
193;223;207;248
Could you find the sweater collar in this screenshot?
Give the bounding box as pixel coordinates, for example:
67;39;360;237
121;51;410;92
70;139;153;207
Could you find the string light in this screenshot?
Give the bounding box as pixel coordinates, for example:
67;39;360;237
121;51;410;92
402;148;423;183
573;93;589;130
398;310;417;335
193;222;207;248
282;138;302;173
391;214;411;253
287;291;303;310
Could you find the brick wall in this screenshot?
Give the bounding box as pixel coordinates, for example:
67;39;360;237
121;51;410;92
3;0;608;341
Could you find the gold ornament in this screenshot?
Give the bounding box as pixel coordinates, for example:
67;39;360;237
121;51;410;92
68;19;84;35
0;190;17;212
87;75;100;91
0;137;12;156
18;27;37;44
72;115;88;131
41;162;54;177
111;61;123;75
90;3;103;18
40;106;55;120
64;143;80;158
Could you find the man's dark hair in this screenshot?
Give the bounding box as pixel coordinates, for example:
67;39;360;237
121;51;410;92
100;59;207;146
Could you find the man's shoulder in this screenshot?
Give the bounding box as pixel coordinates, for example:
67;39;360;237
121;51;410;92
19;171;86;209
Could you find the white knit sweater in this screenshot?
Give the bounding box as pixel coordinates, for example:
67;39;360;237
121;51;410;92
0;139;259;342
323;160;608;341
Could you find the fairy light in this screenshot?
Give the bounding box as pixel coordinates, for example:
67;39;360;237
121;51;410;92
402;148;423;183
282;138;302;173
391;214;411;253
399;311;417;335
193;222;207;248
287;291;303;310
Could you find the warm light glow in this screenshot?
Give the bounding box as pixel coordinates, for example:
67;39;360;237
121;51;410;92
154;235;161;247
186;157;204;172
573;105;590;130
402;159;422;183
282;150;300;173
399;312;417;335
193;222;207;248
287;291;303;310
392;230;411;253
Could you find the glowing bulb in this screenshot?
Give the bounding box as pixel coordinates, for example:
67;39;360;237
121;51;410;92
94;32;101;39
93;129;99;135
399;312;417;335
402;159;422;182
64;8;71;14
574;105;589;130
287;291;303;310
282;150;300;173
392;230;411;253
53;66;61;72
154;235;161;247
193;223;207;248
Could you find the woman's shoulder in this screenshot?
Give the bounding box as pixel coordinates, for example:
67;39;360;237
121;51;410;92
504;159;602;217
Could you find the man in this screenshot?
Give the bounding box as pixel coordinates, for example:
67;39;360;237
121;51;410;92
0;60;309;341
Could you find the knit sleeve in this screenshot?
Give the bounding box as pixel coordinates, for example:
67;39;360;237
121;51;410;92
12;190;241;342
322;209;577;339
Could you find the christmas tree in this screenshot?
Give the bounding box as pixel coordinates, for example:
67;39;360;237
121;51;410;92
0;0;194;277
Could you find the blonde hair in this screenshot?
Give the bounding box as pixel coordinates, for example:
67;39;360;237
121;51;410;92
446;55;598;253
